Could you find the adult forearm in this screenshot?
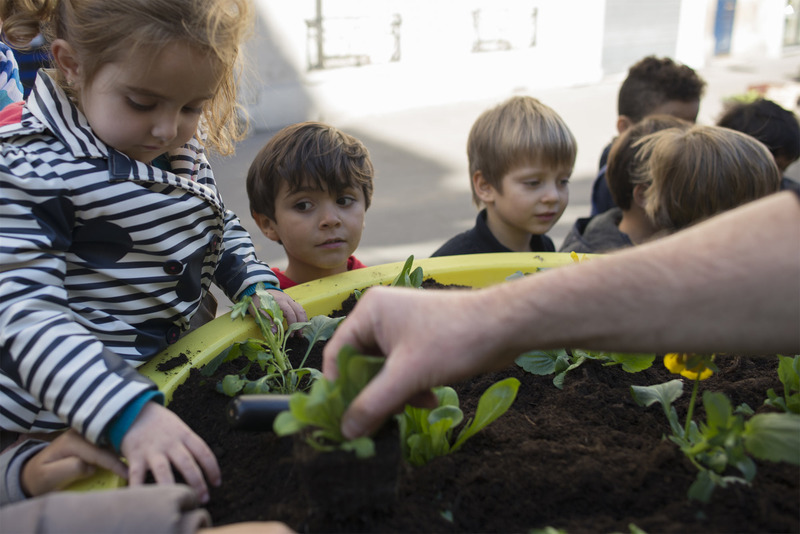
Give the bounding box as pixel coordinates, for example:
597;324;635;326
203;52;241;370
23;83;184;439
493;191;800;357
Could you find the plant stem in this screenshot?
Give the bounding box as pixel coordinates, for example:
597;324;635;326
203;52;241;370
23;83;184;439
684;375;700;439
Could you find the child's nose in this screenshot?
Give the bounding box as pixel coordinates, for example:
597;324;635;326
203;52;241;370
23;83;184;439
319;204;342;227
541;183;560;203
152;113;178;142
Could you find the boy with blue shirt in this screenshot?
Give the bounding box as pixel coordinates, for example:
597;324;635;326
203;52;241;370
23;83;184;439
432;96;575;257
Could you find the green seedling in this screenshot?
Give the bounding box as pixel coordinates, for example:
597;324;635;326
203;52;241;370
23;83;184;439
397;377;520;466
204;284;343;395
354;254;423;300
516;349;654;389
763;354;800;414
273;345;384;458
632;377;800;503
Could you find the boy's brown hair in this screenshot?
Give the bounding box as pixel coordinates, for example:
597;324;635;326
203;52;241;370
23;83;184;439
467;96;576;206
636;125;780;231
247;121;374;221
606;114;691;210
618;56;706;124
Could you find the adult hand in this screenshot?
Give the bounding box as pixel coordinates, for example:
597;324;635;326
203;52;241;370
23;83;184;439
322;285;515;440
121;402;221;504
21;429;128;497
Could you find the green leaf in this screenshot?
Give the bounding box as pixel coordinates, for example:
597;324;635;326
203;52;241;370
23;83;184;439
702;391;735;435
390;255;424;289
273;410;304;436
339;346;385;404
606;352;656;373
687;470;716;503
302;315;345;346
515;349;568;375
453;377;519;451
435;386;459;408
743;412;800;464
340;436;376;459
202;343;241;376
219;374;247;397
631;380;684;409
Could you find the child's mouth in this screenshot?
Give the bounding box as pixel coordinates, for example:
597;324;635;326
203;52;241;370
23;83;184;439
318;238;345;248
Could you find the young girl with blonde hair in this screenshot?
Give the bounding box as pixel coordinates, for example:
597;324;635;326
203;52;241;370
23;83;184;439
0;0;305;504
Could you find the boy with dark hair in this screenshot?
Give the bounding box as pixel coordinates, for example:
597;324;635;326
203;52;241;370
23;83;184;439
591;55;706;215
716;98;800;192
560;115;691;253
431;96;576;257
247;121;374;289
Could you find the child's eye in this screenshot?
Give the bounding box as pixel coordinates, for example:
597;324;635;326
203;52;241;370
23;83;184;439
337;196;355;207
127;98;155;112
294;201;312;212
559;178;571;186
183;104;205;115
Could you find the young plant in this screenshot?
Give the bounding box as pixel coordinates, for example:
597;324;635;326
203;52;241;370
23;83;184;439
763;354;800;414
516;349;655;389
354;254;423;300
397;377;520;466
631;353;800;503
272;345;384;458
203;284;343;395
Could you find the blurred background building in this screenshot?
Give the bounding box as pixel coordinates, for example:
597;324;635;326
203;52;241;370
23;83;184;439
241;0;800;131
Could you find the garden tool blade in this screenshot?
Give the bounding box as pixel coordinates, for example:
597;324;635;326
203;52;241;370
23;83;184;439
227;394;291;431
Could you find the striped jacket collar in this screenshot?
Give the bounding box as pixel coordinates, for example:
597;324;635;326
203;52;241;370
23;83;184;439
4;70;216;189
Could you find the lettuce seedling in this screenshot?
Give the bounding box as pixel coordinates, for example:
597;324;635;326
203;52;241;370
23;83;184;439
763;354;800;414
632;377;800;502
516;349;654;389
354;254;423;300
204;284;343;395
397;377;520;466
273;345;385;458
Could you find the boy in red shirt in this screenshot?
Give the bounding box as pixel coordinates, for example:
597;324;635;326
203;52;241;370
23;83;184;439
246;122;374;288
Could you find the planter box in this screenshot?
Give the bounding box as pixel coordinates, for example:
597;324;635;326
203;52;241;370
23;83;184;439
71;252;578;491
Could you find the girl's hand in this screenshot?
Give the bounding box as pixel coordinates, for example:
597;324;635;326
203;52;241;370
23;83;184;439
120;402;221;504
21;430;128;497
257;289;307;325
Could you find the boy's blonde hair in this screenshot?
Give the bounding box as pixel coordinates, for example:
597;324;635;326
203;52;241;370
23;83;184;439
247;121;374;222
467;96;576;206
1;0;252;156
635;125;781;231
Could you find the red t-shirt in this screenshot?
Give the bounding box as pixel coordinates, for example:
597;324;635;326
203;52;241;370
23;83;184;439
272;255;367;290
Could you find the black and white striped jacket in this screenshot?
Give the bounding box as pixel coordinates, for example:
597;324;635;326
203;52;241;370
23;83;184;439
0;72;279;443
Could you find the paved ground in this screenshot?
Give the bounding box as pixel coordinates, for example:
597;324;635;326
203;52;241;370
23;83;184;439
209;51;800;311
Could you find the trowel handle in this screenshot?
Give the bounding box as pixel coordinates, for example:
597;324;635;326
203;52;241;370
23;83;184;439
226;395;291;431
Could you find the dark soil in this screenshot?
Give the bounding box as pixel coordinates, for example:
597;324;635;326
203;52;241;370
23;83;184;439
166;288;799;533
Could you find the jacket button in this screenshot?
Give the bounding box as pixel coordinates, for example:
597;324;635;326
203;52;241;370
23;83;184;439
166;326;181;344
164;260;183;275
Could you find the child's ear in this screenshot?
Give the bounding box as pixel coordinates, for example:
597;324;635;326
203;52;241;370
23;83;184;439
473;171;496;204
50;39;82;86
632;183;649;208
252;212;282;244
616;115;634;134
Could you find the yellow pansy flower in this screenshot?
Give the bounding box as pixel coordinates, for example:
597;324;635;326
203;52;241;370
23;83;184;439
664;353;715;380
